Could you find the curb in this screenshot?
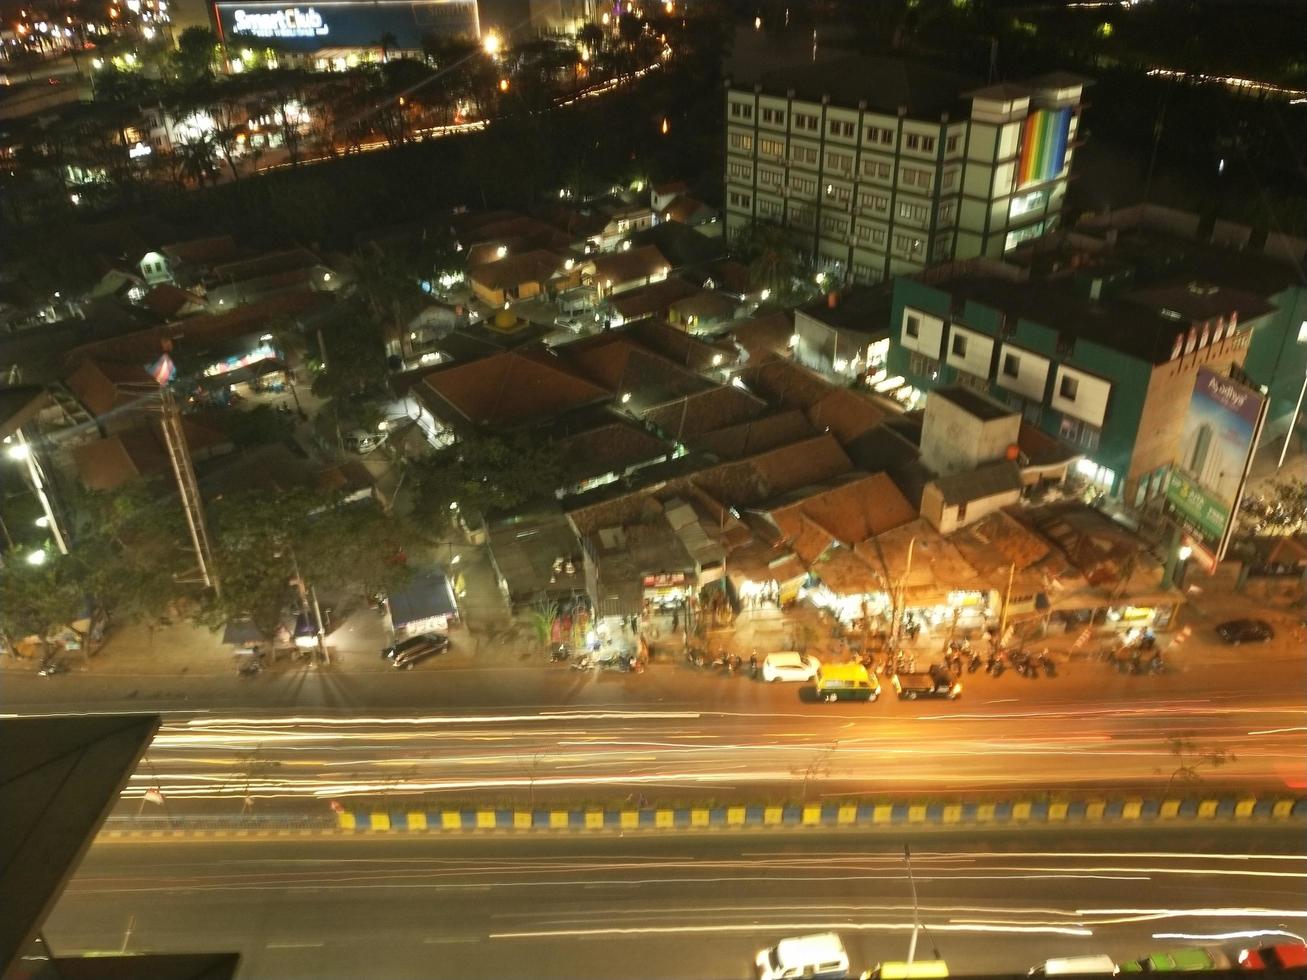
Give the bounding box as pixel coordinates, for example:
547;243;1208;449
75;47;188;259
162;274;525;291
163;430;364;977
99;794;1306;838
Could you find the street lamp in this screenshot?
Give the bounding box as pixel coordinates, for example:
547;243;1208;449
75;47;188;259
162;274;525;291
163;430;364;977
25;548;47;566
1176;544;1193;589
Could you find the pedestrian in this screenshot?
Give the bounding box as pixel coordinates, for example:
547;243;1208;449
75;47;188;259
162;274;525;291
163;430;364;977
671;609;679;632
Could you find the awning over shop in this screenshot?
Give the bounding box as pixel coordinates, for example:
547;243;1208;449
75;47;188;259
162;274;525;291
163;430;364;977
1045;587;1182;613
387;571;458;630
221;618;267;646
200;357;286;390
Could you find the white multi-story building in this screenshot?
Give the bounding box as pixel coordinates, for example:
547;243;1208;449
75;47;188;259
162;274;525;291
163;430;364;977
723;57;1087;284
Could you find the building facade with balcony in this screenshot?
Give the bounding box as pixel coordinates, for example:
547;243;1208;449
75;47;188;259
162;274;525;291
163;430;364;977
723;57;1087;284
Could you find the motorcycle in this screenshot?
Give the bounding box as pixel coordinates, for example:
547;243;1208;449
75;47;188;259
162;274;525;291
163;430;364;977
549;644;570;663
749;654;760;679
967;651;983;673
37;657;68;677
1037;651;1057;677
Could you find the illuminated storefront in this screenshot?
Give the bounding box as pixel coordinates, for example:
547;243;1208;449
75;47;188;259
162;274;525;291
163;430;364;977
212;0;480;69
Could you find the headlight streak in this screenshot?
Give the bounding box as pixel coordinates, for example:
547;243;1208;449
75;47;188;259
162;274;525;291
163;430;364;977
486;922;1096;940
1150;930;1306;942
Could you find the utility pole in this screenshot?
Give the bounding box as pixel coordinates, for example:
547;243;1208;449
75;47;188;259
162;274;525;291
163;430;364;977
997;561;1017;642
905;844;921;967
892;536;917;647
155;386;219;596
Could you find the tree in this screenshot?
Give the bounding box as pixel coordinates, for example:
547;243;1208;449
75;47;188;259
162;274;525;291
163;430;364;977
410;433;563;532
732;220;807;302
0;557;84;653
172;27;219;83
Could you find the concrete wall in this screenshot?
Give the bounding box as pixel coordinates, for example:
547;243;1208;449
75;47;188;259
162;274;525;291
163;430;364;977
922;481;1022;534
920;392;1020;477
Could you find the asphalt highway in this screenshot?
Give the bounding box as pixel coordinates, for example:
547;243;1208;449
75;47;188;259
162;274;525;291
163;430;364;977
99;691;1307;819
45;827;1307;979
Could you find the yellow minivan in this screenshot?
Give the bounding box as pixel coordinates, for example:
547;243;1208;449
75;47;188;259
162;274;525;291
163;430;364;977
815;662;881;703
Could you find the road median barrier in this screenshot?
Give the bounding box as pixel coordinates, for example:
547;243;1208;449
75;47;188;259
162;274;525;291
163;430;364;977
98;792;1305;840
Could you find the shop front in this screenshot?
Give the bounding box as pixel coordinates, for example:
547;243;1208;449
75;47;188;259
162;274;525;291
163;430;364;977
900;587;996;639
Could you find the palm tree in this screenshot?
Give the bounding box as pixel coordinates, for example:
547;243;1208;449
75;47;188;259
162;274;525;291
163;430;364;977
176;133;220;187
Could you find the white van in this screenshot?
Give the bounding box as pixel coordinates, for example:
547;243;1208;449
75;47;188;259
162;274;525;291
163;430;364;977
757;933;849;980
1029;956;1118;976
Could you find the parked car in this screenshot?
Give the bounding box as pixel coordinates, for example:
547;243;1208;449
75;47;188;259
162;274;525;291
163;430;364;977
553;314;589;333
384;633;450;669
891;667;961;701
815;662;880;702
761;652;820;683
1119;948;1232;972
344;429;383;454
1215;618;1274;644
1238;944;1307;971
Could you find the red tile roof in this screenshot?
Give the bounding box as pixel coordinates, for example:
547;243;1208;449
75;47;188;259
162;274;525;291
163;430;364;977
588;245;670;287
468;250;570;292
417;350;610;428
768;472;917;562
64;359;157;420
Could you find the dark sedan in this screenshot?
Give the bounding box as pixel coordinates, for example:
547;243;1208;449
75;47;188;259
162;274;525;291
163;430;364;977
1215;618;1274;644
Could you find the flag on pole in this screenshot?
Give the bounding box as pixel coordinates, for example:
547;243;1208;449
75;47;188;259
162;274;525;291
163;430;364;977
143;787;165;806
148;353;176;385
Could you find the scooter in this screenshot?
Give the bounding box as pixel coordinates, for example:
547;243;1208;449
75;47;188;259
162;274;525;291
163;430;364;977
967;651;983;673
549;644;570;663
1037;652;1057;677
237;658;262;677
37;657;68;677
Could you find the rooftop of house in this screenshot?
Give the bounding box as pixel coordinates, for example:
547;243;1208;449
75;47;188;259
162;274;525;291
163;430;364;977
766;471;917;562
64;358;157;419
797;284;895;336
660;194;715;225
486;507;586;603
930;385;1016;422
669;290;740;323
921;272;1228;364
738;356;888;443
607;276;701;321
640;383;768;441
714;310;794;361
140;284;205;318
623;318;739;373
417;348;611;430
652;180;690;196
73;418;229;491
467;250;570;291
433;318;560;363
588;245;671;286
560;331;716;411
688;407;816;461
628;221;727;268
736;54;981;117
551;415;673;487
64;291;332;369
206;249;323;286
929;459;1023;506
160;234;240;266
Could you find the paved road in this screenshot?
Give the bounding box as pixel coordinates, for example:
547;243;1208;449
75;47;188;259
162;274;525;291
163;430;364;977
103;692;1307;819
45;827;1307;979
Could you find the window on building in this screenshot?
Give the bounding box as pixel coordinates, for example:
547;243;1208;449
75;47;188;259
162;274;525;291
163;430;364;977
789;206;816;229
920;136;936;152
728;161;753;181
1059;375;1079;401
789;175;817;197
862;159;891;180
729;132;754;152
826;150;853;173
941;169;957;189
852;263;880;283
1059;415;1100;450
759;168;783;187
828;119;854;138
761;107;786;125
729;102;753;120
908;351;939;379
790;144;818;165
824;182;851;204
794;112;819;131
1002;353;1020;378
897;201;928;223
894;234;925;258
729;191;752;209
758;199;782;218
951;333;968;357
946;134;960;152
821;215;849;237
905;315;921;338
902;167;932;189
905;133;921;150
858;191;889;212
956;371;989;394
938;202;956;225
759;137;784;157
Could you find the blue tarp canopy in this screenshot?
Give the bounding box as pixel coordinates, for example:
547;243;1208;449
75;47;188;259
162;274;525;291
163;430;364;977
386;571;457;629
222;619;267;645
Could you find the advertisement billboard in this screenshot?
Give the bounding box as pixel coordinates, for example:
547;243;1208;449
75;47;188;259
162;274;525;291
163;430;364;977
1017;107;1071;188
213;0;479;53
1163;366;1268;567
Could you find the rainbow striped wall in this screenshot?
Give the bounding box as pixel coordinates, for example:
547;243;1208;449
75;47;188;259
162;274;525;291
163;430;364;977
1017;107;1072;187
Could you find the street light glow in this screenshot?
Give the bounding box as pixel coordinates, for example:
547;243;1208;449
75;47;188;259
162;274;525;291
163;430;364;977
26;549;47;566
482;31;501;56
6;442;31;460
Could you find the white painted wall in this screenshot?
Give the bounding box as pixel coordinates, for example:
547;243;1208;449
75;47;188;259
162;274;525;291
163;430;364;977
901;305;944;358
1051;364;1112;426
995;343;1050;402
945;324;994;380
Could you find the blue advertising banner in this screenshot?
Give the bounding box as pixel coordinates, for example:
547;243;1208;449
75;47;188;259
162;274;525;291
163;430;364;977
214;0;479;52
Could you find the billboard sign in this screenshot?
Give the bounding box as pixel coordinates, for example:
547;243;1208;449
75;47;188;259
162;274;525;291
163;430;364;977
1163;366;1268;567
1017;107;1072;188
214;0;479;52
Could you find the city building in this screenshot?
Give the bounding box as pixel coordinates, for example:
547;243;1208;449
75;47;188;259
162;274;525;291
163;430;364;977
723;56;1088;284
792;285;894;380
